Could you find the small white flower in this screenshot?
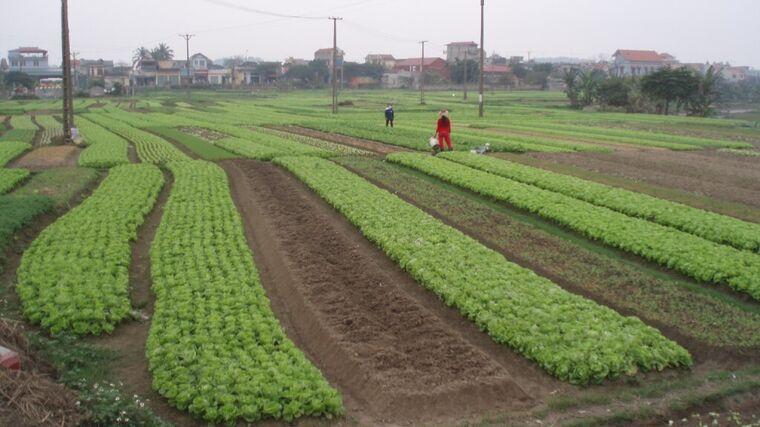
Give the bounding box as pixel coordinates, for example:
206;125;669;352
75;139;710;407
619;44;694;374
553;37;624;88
115;397;120;401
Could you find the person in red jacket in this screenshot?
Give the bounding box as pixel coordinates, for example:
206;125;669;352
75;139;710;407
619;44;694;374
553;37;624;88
436;110;453;152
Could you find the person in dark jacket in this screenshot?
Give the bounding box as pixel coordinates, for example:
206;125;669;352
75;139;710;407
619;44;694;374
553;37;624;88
385;104;395;127
436;110;453;151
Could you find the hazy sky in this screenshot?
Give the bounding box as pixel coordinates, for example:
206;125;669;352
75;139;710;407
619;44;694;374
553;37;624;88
2;0;759;68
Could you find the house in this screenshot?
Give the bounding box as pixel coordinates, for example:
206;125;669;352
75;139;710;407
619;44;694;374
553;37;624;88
365;54;396;70
7;47;61;78
156;60;185;86
446;42;478;63
76;59;114;77
483;64;512;84
611;49;678;77
393;57;449;79
314;48;344;69
718;65;749;83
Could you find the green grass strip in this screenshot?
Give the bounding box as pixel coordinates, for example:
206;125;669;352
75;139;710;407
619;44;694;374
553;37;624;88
0;195;54;272
274;155;691;385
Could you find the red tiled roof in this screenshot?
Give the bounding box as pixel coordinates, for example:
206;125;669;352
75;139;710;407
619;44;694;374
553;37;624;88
447;41;477;47
14;47;48;54
395;58;445;67
613;50;664;62
483;64;511;74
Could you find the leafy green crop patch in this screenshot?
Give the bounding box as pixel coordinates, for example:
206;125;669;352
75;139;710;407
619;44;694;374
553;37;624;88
147;160;343;423
16;164;164;335
440;152;760;252
275;156;691;385
389;153;760;301
77;116;131;168
83;113;189;164
0;141;32;166
0;168;30;194
0;194;54;272
145;126;237;160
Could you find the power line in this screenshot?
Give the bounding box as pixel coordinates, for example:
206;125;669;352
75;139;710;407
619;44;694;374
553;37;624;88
199;0;329;20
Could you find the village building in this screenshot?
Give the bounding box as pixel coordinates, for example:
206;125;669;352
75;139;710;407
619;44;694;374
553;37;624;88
365;54;396;70
314;48;344;69
6;47;62;78
393;57;449;79
610;49;679;77
446;41;478;63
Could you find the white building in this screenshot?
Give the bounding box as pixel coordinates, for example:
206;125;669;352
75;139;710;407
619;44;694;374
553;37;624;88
611;50;678;77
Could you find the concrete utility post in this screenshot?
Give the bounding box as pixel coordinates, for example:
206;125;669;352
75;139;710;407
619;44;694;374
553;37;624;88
479;0;485;117
179;34;195;82
329;17;342;114
463;48;468;100
61;0;73;142
419;41;427;104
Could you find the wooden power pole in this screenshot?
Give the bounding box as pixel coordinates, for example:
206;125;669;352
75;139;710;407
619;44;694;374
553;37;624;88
478;0;485;117
329;17;342;114
61;0;73;142
419;40;427;104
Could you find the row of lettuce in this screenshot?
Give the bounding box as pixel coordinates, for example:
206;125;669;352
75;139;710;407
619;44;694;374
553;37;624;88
389;153;760;301
13;117;346;422
275;156;692;384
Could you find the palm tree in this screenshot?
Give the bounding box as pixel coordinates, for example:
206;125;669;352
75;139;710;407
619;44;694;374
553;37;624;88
132;46;150;64
151;43;174;61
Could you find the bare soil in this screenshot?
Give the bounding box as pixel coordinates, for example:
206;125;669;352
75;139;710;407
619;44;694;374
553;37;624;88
273;125;411;155
522;149;760;208
220;159;557;426
10;146;82;172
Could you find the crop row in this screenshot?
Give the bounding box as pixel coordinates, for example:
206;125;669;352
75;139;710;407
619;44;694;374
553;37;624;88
257;127;372;156
83;114;189;164
1;115;38;143
76;116;131;168
16;164;164;335
718;148;760;157
298;119;573;153
476;121;750;150
0;141;31;166
440;152;760;252
35;115;64;145
147;161;343;423
274;155;691;384
0;168;30;194
388;153;760;300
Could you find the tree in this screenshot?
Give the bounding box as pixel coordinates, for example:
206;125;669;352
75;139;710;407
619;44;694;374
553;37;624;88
342;62;384;81
641;67;698;115
525;63;553;90
448;59;478;84
3;71;35;90
577;69;606;106
284;60;329;87
132;46;150;64
686;65;721;117
563;68;582;108
150;43;174;61
511;63;527;79
597;77;631;107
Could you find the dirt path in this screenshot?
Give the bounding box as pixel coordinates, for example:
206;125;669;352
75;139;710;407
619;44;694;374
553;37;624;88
85;172;203;427
9;146;81;171
272;125;411;155
221;159;555;426
523;150;760;209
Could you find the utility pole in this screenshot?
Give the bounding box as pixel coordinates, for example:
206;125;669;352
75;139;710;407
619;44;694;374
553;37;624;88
419;41;427;104
71;51;79;92
329;17;342;114
61;0;73;142
179;33;195;84
463;48;468;100
478;0;485;117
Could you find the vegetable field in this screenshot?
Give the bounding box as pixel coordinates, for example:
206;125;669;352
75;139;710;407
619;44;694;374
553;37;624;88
1;90;759;426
